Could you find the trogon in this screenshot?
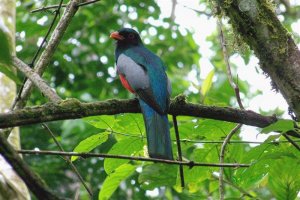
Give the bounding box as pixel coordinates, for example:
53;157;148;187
110;28;173;160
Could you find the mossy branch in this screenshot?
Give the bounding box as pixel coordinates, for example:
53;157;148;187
215;0;300;119
0;96;276;129
0;134;63;200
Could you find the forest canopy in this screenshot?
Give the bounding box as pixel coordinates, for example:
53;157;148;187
0;0;300;199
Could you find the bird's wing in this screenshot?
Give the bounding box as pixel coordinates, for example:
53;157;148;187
116;53;165;114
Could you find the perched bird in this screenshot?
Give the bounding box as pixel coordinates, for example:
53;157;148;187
110;28;173;160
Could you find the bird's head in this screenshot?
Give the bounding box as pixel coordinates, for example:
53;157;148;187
110;28;143;48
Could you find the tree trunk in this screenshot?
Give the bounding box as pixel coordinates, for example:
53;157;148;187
216;0;300;120
0;0;30;199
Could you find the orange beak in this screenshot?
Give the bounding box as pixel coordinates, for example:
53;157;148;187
110;31;124;40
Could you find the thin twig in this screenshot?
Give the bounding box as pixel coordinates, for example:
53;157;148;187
217;17;246;199
42;124;93;197
170;0;177;20
283;133;300;151
181;5;212;17
12;57;62;103
217;19;244;110
0;135;63;200
12;0;80;110
212;174;255;198
30;0;101;13
18;150;250;168
172;115;185;188
76;0;101;7
31;4;67;13
31;0;64;66
179;138;300;144
63;128;299;145
12;0;64;109
219;124;242;200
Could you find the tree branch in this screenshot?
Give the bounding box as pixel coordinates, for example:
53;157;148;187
215;0;300;119
41;124;93;196
13;0;80;109
283;133;300;151
0;96;278;129
17;150;250;168
219;124;242;200
217;19;244;109
0;134;63;200
30;0;101;13
12;57;62;103
172;115;185;188
212;174;254;198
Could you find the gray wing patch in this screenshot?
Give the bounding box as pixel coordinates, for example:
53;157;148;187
116;54;150;90
117;54;166;114
167;77;171;97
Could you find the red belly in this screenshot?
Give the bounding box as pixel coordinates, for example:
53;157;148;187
119;74;135;93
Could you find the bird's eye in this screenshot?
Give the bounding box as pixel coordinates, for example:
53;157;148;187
128;33;135;39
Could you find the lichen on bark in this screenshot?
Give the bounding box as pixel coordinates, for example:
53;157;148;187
215;0;300;120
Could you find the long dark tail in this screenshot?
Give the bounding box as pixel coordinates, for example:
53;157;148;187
139;100;173;160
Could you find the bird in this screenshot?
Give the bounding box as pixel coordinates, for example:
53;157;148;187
110;28;173;160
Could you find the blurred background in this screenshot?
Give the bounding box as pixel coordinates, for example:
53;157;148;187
13;0;300;199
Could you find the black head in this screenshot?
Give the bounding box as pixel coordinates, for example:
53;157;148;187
110;28;143;47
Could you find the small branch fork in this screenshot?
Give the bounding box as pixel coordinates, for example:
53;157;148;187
30;0;101;13
0;134;62;200
42;124;93;197
0;0;100;199
218;124;242;200
17;150;250;168
13;57;62;103
217;19;244;110
11;0;81;110
217;17;245;199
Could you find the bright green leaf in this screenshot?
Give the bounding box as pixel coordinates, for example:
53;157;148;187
113;114;145;136
104;138;144;174
0;63;21;83
0;28;11;66
201;69;214;96
138;164;177;190
261;119;294;134
71;131;109;161
0;28;21;83
99;164;136;200
84;116;116;130
268;157;300;200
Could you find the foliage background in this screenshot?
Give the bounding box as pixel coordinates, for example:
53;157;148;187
8;0;300;199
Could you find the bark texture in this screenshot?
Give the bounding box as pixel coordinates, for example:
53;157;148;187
0;97;277;129
0;0;31;199
216;0;300;120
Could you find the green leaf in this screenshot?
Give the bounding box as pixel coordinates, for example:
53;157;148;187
104;138;144;174
0;28;11;66
84;114;145;137
0;63;21;84
234;142;300;191
0;28;21;83
71;131;109;161
113;114;145;136
170;119;237;141
261;119;294;134
201;69;214;96
268;157;300;200
138;164;177;190
99;164;136;200
83;116;117;130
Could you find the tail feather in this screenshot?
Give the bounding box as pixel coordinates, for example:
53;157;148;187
139;100;173;160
